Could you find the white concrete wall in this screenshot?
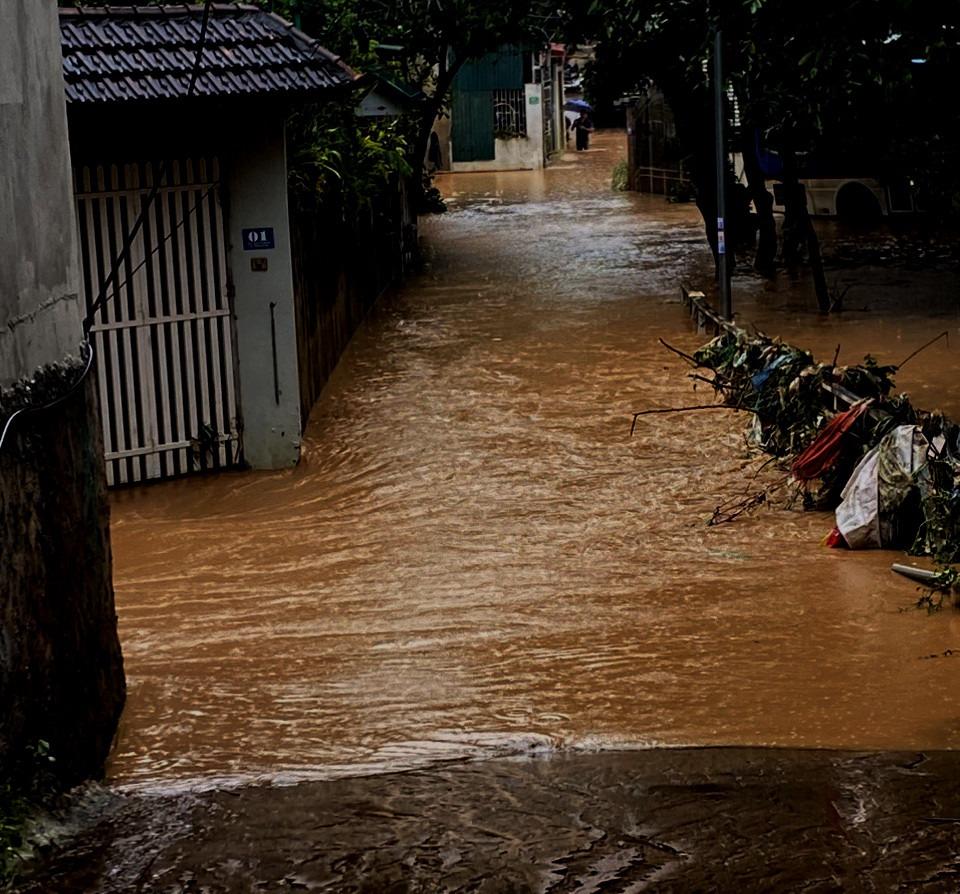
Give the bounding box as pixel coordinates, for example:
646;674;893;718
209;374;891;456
431;115;452;171
523;83;544;168
0;0;83;386
225;124;302;469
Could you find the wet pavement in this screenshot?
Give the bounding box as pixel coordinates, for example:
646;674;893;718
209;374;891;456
17;132;960;890
16;749;960;891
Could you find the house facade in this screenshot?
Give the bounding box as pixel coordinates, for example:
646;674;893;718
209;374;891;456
60;4;355;485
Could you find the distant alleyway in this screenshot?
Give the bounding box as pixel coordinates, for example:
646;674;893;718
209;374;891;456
16;129;960;894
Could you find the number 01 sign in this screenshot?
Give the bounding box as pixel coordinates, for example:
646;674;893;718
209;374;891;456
242;228;276;251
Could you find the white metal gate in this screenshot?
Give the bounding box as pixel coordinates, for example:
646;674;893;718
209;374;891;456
75;158;241;485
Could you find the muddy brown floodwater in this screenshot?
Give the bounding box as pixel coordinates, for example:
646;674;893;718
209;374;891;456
108;131;960;793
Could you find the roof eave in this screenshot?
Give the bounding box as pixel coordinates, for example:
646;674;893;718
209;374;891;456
59;4;358;103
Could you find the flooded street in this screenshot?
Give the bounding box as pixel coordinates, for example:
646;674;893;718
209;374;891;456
107;131;960;793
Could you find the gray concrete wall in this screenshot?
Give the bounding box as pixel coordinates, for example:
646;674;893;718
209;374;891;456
0;0;124;786
225;123;302;469
0;0;84;386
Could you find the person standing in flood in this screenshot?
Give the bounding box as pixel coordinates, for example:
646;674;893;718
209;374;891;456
569;110;594;151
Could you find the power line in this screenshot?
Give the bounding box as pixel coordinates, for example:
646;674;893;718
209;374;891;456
84;0;214;332
0;342;95;453
95;182;218;308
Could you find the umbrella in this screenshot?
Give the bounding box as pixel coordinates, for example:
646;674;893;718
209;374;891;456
563;99;592;113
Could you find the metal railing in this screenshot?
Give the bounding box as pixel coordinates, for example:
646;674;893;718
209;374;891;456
493;89;527;137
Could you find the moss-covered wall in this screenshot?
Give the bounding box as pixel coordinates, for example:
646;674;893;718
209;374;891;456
0;368;125;786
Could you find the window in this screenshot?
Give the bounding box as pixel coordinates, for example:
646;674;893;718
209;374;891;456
493;89;527;137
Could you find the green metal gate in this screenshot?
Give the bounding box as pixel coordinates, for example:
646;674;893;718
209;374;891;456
451;90;495;161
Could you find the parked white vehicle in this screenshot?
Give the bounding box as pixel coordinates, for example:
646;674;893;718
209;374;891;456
767;176;917;219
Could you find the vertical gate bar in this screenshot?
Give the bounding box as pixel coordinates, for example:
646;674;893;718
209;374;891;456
97;164;129;485
210;156;240;463
157;165;187;475
84;173;117;486
197;158;227;466
144;160;174;478
203;157;229;466
182;157;213;463
128;162;162;481
171;160;200;466
109;162;142;483
79;168;115;486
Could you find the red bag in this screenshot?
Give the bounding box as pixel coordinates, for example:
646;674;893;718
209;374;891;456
792;401;872;481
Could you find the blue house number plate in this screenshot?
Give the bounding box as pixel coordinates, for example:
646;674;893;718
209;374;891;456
242;227;275;251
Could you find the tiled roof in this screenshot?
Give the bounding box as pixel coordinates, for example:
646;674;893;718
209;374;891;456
59;4;356;104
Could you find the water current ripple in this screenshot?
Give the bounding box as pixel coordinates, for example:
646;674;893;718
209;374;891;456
108;132;960;792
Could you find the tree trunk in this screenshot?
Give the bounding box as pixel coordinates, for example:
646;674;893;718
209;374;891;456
739;126;777;279
781;151;830;312
662;83;721;267
780;160;803;278
802;210;830;312
409;50;466;206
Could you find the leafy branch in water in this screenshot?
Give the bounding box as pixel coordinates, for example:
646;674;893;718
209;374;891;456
916;567;960;612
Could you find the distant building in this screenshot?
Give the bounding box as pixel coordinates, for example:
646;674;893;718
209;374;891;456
434;45;566;173
356;73;424;119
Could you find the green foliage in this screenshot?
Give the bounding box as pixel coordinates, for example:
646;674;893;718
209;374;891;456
913;452;960;566
611;160;629;191
693;332;824;456
264;0;561;168
573;0;960;213
286;101;412;209
265;0;383;72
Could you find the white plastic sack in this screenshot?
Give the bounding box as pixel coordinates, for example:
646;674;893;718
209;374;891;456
835;425;928;549
836;448;882;548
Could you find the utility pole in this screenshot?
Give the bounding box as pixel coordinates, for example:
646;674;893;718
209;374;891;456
713;27;731;320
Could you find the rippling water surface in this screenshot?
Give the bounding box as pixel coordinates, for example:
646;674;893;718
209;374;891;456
109;133;960;791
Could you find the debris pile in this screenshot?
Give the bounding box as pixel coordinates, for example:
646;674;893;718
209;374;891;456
669;325;960;598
